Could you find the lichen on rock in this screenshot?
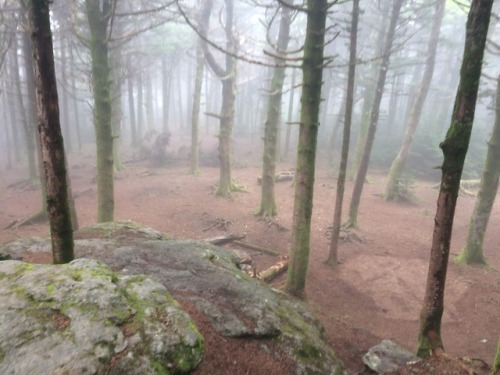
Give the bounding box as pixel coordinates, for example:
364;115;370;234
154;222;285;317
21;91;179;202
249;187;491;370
0;258;203;375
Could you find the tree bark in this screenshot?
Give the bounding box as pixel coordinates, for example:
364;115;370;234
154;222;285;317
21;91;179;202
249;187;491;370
416;0;493;357
385;0;445;201
86;0;114;222
127;54;137;146
200;0;237;197
285;0;327;297
282;67;297;160
256;2;293;217
190;3;207;176
347;0;403;228
26;0;74;264
325;0;359;266
456;74;500;265
493;336;500;375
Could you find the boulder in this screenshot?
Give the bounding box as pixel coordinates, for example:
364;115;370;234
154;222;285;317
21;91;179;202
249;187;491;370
1;221;345;375
363;339;421;374
0;258;203;375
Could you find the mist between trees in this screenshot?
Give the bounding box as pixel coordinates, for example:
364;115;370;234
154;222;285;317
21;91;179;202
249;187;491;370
0;0;499;369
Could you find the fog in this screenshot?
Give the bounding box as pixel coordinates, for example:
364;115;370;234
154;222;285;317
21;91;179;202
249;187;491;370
0;0;499;179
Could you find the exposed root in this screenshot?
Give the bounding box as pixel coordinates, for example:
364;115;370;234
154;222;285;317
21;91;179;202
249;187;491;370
325;226;364;243
202;217;233;232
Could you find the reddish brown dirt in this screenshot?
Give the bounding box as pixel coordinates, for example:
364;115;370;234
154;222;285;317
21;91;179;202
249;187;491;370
1;142;499;374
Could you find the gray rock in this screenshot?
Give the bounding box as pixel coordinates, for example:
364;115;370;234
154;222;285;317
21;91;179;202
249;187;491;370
363;339;421;374
0;258;203;375
0;221;345;375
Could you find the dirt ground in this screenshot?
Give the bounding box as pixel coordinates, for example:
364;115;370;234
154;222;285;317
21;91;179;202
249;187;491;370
0;139;499;374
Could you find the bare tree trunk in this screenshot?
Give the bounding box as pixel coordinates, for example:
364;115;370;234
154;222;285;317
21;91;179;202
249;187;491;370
68;43;83;151
285;0;327;298
190;40;204;175
385;0;445;201
12;34;36;179
347;0;403;228
456;74;500;265
86;0;114;223
127;55;137;146
59;34;72;153
416;0;492;357
282;67;297;160
325;0;359;266
162;56;171;134
256;1;293;217
26;0;74;264
200;0;237;197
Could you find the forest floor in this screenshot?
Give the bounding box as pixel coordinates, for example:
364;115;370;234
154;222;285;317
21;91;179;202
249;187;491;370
0;139;499;374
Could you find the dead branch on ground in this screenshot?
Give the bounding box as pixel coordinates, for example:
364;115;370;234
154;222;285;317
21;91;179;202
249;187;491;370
4;210;48;230
203;233;246;245
233;240;281;257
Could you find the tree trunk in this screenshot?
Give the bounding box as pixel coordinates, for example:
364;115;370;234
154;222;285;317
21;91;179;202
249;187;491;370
12;34;37;180
59;34;72;153
68;43;83;151
127;55;137;146
282;67;297;160
200;0;237;197
493;336;500;375
347;0;403;228
350;0;390;179
385;0;445;201
86;0;114;223
190;41;204;175
325;0;359;266
456;74;500;265
137;70;144;142
256;2;293;217
416;0;493;357
26;0;74;264
111;49;124;171
162;56;171;134
285;0;327;297
22;22;47;213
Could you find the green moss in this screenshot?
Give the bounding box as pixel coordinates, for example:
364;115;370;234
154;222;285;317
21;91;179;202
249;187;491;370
150;358;171;375
46;283;56;296
0;271;6;281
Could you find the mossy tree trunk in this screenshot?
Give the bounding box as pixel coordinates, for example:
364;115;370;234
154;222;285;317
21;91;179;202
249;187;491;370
347;0;403;228
325;0;359;266
416;0;493;357
25;0;74;264
111;49;124;172
200;0;237;197
385;0;445;201
456;74;500;265
256;2;293;217
86;0;114;222
285;0;327;298
493;336;500;375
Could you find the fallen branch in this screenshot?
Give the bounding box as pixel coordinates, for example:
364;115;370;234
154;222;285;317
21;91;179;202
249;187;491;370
257;170;295;185
259;258;289;283
233;240;281;257
4;210;48;230
203;233;246;245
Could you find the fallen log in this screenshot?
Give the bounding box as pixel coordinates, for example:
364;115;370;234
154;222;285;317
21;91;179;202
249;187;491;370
233;240;281;257
4;210;48;230
203;233;246;246
257;171;295;185
259;258;289;283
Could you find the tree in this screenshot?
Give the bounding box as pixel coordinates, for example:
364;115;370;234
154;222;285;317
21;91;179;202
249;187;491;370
325;0;359;266
285;0;327;297
85;0;115;222
455;74;500;265
199;0;238;197
256;2;294;217
416;0;493;357
347;0;404;227
25;0;74;264
385;0;446;201
493;336;500;375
